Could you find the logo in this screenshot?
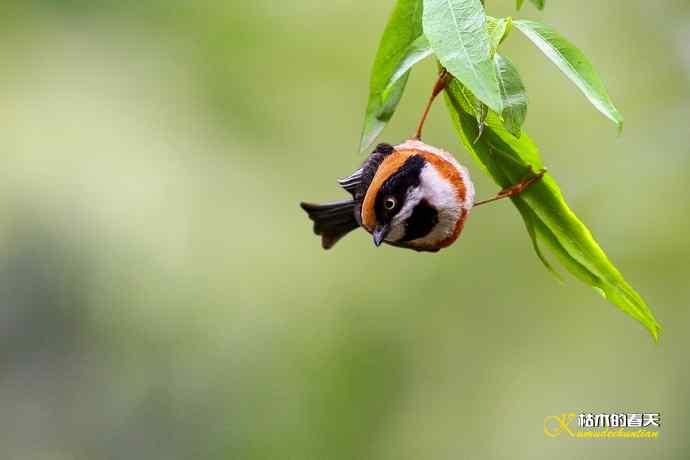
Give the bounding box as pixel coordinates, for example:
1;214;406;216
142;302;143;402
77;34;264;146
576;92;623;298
544;412;660;439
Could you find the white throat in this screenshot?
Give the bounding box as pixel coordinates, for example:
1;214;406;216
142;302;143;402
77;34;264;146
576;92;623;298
386;163;465;244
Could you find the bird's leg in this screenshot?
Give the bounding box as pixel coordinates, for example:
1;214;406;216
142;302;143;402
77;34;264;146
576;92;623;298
474;167;547;207
413;69;450;141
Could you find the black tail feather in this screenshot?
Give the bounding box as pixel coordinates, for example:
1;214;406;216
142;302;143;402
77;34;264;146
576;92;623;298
300;200;359;249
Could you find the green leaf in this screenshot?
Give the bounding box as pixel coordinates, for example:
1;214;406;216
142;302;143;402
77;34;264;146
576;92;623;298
422;0;502;113
359;0;427;153
487;16;512;57
513;20;623;130
494;53;527;137
516;0;525;10
384;36;433;95
444;78;660;341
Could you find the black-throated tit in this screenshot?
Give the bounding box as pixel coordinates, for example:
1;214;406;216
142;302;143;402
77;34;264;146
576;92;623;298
300;139;544;252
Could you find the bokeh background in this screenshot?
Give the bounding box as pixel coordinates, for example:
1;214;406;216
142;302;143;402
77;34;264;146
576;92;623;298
1;1;689;459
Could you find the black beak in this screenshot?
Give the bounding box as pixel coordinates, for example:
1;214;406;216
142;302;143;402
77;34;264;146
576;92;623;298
372;225;390;247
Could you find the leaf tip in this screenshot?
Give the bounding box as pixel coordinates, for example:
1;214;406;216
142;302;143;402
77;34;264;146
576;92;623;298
616;118;624;136
649;321;661;343
358;135;371;154
358;118;385;154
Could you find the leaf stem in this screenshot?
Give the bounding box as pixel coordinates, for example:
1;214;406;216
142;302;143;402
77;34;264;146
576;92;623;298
413;69;449;140
474;167;546;206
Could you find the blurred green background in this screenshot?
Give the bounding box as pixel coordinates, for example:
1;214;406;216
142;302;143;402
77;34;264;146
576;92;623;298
1;1;688;459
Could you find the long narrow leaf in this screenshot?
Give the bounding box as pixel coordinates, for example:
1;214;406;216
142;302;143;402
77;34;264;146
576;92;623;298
444;78;659;340
514;20;623;130
384;36;433;94
359;0;426;153
494;53;527;137
423;0;502;113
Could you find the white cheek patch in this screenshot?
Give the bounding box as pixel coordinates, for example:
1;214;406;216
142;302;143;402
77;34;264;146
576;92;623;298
414;164;462;244
420;164;460;212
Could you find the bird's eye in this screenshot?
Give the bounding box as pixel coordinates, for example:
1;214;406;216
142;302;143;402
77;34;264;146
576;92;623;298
384;197;396;210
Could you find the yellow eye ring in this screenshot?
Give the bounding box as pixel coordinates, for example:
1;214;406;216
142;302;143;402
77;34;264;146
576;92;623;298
384;197;396;210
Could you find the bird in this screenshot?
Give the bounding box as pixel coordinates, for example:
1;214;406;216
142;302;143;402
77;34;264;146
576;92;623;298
300;139;545;253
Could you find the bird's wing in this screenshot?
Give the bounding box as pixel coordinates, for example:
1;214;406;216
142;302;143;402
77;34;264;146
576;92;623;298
337;168;363;196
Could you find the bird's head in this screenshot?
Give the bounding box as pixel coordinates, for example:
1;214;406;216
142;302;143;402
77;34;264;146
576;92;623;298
361;140;475;252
